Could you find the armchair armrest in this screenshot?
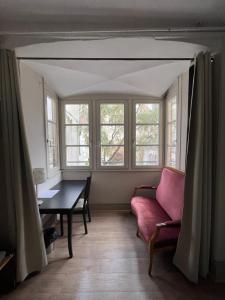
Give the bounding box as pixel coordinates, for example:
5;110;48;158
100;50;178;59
132;185;157;197
156;220;181;228
150;220;181;245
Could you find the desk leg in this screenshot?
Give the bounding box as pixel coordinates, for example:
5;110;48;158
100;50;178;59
67;212;73;258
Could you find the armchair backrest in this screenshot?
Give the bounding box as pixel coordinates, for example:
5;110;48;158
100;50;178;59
156;167;185;220
84;175;92;205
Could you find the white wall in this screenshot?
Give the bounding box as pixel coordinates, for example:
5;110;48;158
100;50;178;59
19;62;61;192
63;170;161;206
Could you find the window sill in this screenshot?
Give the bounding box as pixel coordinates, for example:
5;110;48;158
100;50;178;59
61;168;162;173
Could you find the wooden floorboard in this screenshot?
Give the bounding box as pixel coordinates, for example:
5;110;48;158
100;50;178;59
1;211;225;300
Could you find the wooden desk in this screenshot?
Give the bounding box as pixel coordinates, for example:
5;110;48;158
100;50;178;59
39;180;86;258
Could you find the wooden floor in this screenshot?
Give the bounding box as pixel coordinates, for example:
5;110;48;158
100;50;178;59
1;211;225;300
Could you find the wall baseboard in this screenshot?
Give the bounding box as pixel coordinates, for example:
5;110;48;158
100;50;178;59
90;203;130;211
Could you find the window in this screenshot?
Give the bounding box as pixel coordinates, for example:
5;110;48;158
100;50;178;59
166;96;177;167
61;98;162;170
97;103;127;168
64;103;90;167
134;102;161;167
46;95;59;174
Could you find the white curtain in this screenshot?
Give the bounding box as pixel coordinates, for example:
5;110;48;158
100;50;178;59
173;52;212;283
0;49;47;282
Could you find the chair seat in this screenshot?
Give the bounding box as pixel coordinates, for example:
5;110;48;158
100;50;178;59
131;196;180;246
74;198;84;210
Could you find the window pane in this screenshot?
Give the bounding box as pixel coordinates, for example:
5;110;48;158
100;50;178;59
48;122;55;143
48;145;57;169
66;126;89;146
168;122;176;146
171;102;177;121
100;104;124;124
65;104;89;124
167;96;177;122
47;96;54;121
101;125;124;145
136;146;159;166
101;146;124;166
66;146;89;166
136;125;159;145
167;146;176;167
136;103;159;124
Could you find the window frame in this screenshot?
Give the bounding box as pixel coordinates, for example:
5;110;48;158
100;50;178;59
96;99;129;170
132;99;163;169
44;87;60;177
61;99;92;170
60;96;163;171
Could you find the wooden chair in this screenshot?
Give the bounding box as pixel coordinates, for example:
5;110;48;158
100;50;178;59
60;176;92;236
73;176;92;234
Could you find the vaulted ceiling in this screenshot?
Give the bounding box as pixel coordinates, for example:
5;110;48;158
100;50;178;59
3;1;219;97
17;38;205;97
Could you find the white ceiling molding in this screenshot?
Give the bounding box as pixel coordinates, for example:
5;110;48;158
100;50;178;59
1;28;225;49
1;0;225;32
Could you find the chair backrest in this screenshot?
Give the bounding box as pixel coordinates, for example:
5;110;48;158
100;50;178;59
84;176;92;204
156;167;185;220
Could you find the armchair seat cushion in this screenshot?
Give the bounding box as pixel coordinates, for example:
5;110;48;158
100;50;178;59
131;196;180;245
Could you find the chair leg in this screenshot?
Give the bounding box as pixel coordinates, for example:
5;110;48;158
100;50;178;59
148;242;154;276
87;205;91;222
60;214;64;236
82;211;88;234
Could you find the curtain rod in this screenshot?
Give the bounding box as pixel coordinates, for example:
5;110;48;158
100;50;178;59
16;57;193;61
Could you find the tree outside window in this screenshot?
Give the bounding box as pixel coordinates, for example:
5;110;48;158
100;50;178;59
100;104;125;167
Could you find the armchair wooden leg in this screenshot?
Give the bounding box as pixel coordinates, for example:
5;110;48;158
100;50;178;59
148;242;154;276
136;228;140;237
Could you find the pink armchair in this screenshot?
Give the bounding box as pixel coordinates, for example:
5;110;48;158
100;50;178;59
131;167;185;275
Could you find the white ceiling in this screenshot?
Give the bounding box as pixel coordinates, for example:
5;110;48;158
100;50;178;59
17;38;205;98
1;0;225;32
